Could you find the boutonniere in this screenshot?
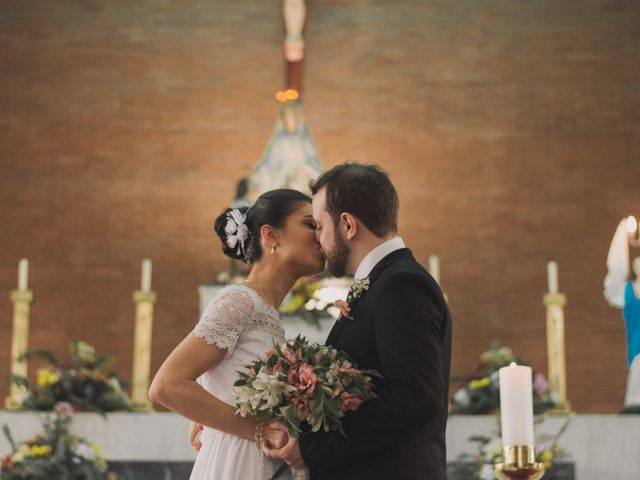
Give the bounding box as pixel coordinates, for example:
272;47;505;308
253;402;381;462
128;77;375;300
347;277;370;303
335;277;371;320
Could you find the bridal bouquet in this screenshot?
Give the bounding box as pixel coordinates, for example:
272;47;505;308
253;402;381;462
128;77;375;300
234;335;380;437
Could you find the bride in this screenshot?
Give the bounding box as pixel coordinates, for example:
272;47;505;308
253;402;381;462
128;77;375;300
149;189;324;479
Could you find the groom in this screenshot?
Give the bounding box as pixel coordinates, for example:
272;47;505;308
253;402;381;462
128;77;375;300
264;163;452;479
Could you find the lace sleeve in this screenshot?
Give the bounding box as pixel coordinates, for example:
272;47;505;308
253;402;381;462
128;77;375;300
191;288;254;355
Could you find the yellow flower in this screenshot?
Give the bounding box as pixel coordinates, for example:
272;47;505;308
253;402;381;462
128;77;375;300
540;449;553;468
281;294;305;313
468;377;491;390
30;445;52;457
91;443;103;454
91;444;107;471
36;368;59;388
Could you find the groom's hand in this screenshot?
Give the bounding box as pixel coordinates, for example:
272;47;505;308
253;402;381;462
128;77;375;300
262;420;289;450
263;431;306;469
188;422;203;452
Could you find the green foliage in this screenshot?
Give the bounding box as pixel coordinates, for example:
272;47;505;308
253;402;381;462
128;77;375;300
12;340;132;414
1;403;111;479
450;341;557;415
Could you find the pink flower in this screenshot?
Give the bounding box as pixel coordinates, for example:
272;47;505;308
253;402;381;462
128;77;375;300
288;368;300;385
290;395;310;413
335;300;353;320
263;350;274;362
339;367;358;376
54;401;75;417
533;373;549;397
340;392;364;412
247;368;256;377
284;347;300;365
297;363;317;394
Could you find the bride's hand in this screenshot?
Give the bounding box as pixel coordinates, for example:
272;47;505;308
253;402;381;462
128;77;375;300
189;421;204;452
262;420;289;449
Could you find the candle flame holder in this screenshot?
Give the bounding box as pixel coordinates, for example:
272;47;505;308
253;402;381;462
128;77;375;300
494;445;545;480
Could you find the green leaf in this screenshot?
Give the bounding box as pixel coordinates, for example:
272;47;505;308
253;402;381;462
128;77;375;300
270;461;291;480
18;349;59;366
10;374;31;389
93;355;115;373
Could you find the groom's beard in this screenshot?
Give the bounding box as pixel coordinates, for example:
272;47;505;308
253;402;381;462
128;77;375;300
325;230;350;278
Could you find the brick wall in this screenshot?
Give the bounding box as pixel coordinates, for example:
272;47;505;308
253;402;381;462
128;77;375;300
1;0;639;412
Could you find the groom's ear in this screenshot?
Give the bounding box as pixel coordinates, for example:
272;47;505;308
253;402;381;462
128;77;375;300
340;212;358;240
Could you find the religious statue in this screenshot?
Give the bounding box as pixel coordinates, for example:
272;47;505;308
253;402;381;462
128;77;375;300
247;95;322;200
604;218;640;411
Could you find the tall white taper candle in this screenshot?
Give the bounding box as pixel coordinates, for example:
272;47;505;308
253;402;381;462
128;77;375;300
141;259;152;292
547;261;558;294
18;259;29;291
428;255;440;285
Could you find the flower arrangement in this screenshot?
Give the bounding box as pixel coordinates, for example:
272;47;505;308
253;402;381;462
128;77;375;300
1;402;112;479
451;416;572;480
12;340;132;413
280;275;338;326
450;341;557;415
234;335;380;437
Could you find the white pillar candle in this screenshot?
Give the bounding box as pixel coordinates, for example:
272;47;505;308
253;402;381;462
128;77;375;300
18;258;29;291
499;363;535;446
547;261;558;294
141;259;152;292
428;255;440;284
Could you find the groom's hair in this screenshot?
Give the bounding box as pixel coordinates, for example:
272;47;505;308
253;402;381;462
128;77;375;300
310;162;398;238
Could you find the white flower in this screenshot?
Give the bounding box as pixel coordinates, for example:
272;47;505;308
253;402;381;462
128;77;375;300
233;385;255;417
483;438;503;462
479;463;494;480
453;388;471;407
11;444;31;463
73;441;98;461
225;209;250;255
324;363;340;387
237;369;295;414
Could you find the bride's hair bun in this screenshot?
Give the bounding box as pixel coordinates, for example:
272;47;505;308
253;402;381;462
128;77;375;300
214;206;252;261
213;189;311;264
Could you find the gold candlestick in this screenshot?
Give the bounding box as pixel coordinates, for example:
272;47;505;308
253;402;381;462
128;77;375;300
543;292;571;413
5;289;33;409
494;445;545;480
131;289;156;410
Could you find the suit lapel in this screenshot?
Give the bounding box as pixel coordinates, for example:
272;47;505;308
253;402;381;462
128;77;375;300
325;248;414;347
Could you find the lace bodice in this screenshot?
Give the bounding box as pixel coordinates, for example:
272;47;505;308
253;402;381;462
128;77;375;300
191;284;285;406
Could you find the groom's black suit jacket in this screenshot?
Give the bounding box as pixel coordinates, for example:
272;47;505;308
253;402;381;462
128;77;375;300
299;248;452;480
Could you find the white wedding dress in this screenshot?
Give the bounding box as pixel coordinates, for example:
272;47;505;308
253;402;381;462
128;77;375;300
189;284;308;480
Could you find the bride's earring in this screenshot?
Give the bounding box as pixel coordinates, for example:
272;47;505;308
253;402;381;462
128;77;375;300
270;244;276;254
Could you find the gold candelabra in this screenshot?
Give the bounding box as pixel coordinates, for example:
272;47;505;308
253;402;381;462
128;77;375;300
494;445;545;480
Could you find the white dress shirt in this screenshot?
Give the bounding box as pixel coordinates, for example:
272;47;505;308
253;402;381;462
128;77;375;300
353;237;406;280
